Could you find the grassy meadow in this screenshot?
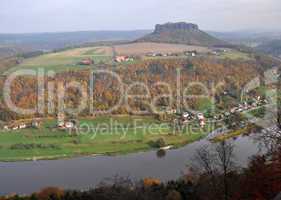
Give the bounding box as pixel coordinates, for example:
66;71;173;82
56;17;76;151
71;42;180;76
3;42;254;75
216;50;252;60
0;115;210;161
114;42;210;55
5;46;114;74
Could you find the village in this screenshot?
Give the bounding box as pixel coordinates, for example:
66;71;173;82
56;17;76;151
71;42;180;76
75;48;232;66
162;94;268;132
1;118;42;131
0;113;78;132
0;93;268;137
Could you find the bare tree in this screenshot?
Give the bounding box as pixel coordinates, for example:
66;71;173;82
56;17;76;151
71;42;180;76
193;141;235;200
216;141;235;200
194;145;217;176
193;145;220;198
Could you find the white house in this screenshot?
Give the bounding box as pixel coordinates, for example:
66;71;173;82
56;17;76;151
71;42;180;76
197;113;205;120
12;126;19;130
65;121;75;129
19;124;27;129
199;120;206;128
183;112;190;118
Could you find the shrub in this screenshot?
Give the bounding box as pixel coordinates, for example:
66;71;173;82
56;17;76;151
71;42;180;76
10;143;60;150
143;178;161;187
155;138;166;148
149;138;166;148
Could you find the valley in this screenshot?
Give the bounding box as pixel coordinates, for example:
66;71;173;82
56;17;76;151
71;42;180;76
0;19;281;199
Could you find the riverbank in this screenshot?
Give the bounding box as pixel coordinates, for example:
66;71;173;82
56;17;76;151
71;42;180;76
210;123;260;142
0;115;210;162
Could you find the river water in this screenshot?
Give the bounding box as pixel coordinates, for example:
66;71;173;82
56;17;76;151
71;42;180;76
0;135;261;195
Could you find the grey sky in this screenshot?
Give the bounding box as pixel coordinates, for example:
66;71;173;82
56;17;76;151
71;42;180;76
1;0;281;33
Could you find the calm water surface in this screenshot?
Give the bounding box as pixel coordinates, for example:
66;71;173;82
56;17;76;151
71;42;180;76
0;136;260;195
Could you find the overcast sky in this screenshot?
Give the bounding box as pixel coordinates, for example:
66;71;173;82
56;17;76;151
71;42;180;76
1;0;281;33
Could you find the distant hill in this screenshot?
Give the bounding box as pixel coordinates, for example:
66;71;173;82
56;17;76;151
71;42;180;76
256;39;281;58
0;30;150;57
137;22;227;47
209;30;281;48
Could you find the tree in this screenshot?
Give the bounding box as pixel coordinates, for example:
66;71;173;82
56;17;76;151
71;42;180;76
224;113;244;130
193;141;236;200
216;141;235;200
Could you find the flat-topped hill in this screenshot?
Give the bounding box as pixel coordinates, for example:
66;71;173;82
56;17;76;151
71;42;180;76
137;22;227;47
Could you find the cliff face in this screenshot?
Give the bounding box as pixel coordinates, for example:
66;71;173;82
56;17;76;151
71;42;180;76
137;22;227;47
154;22;199;33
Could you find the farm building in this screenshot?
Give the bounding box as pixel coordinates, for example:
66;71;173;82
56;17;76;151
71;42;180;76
57;113;78;130
79;58;94;65
57;119;78;130
1;118;42;131
114;56;133;63
146;53;166;57
185;50;197;57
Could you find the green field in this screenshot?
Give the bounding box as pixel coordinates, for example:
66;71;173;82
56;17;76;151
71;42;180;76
216;50;252;60
0;115;210;161
5;47;113;74
3;42;254;75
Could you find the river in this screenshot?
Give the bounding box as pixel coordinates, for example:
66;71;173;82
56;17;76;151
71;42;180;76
0;135;261;195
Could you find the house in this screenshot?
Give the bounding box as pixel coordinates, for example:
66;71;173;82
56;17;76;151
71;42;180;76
197;113;205;120
115;56;133;63
146;53;157;57
79;58;94;65
19;123;27;129
224;112;230;117
185;50;197;57
196;113;206;128
237;108;243;112
1;118;42;132
115;56;126;62
65;121;75;129
32;119;41;128
57;122;64;129
182;111;194;120
183;112;190;118
199;120;206;128
57;115;78;130
230;107;238;113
